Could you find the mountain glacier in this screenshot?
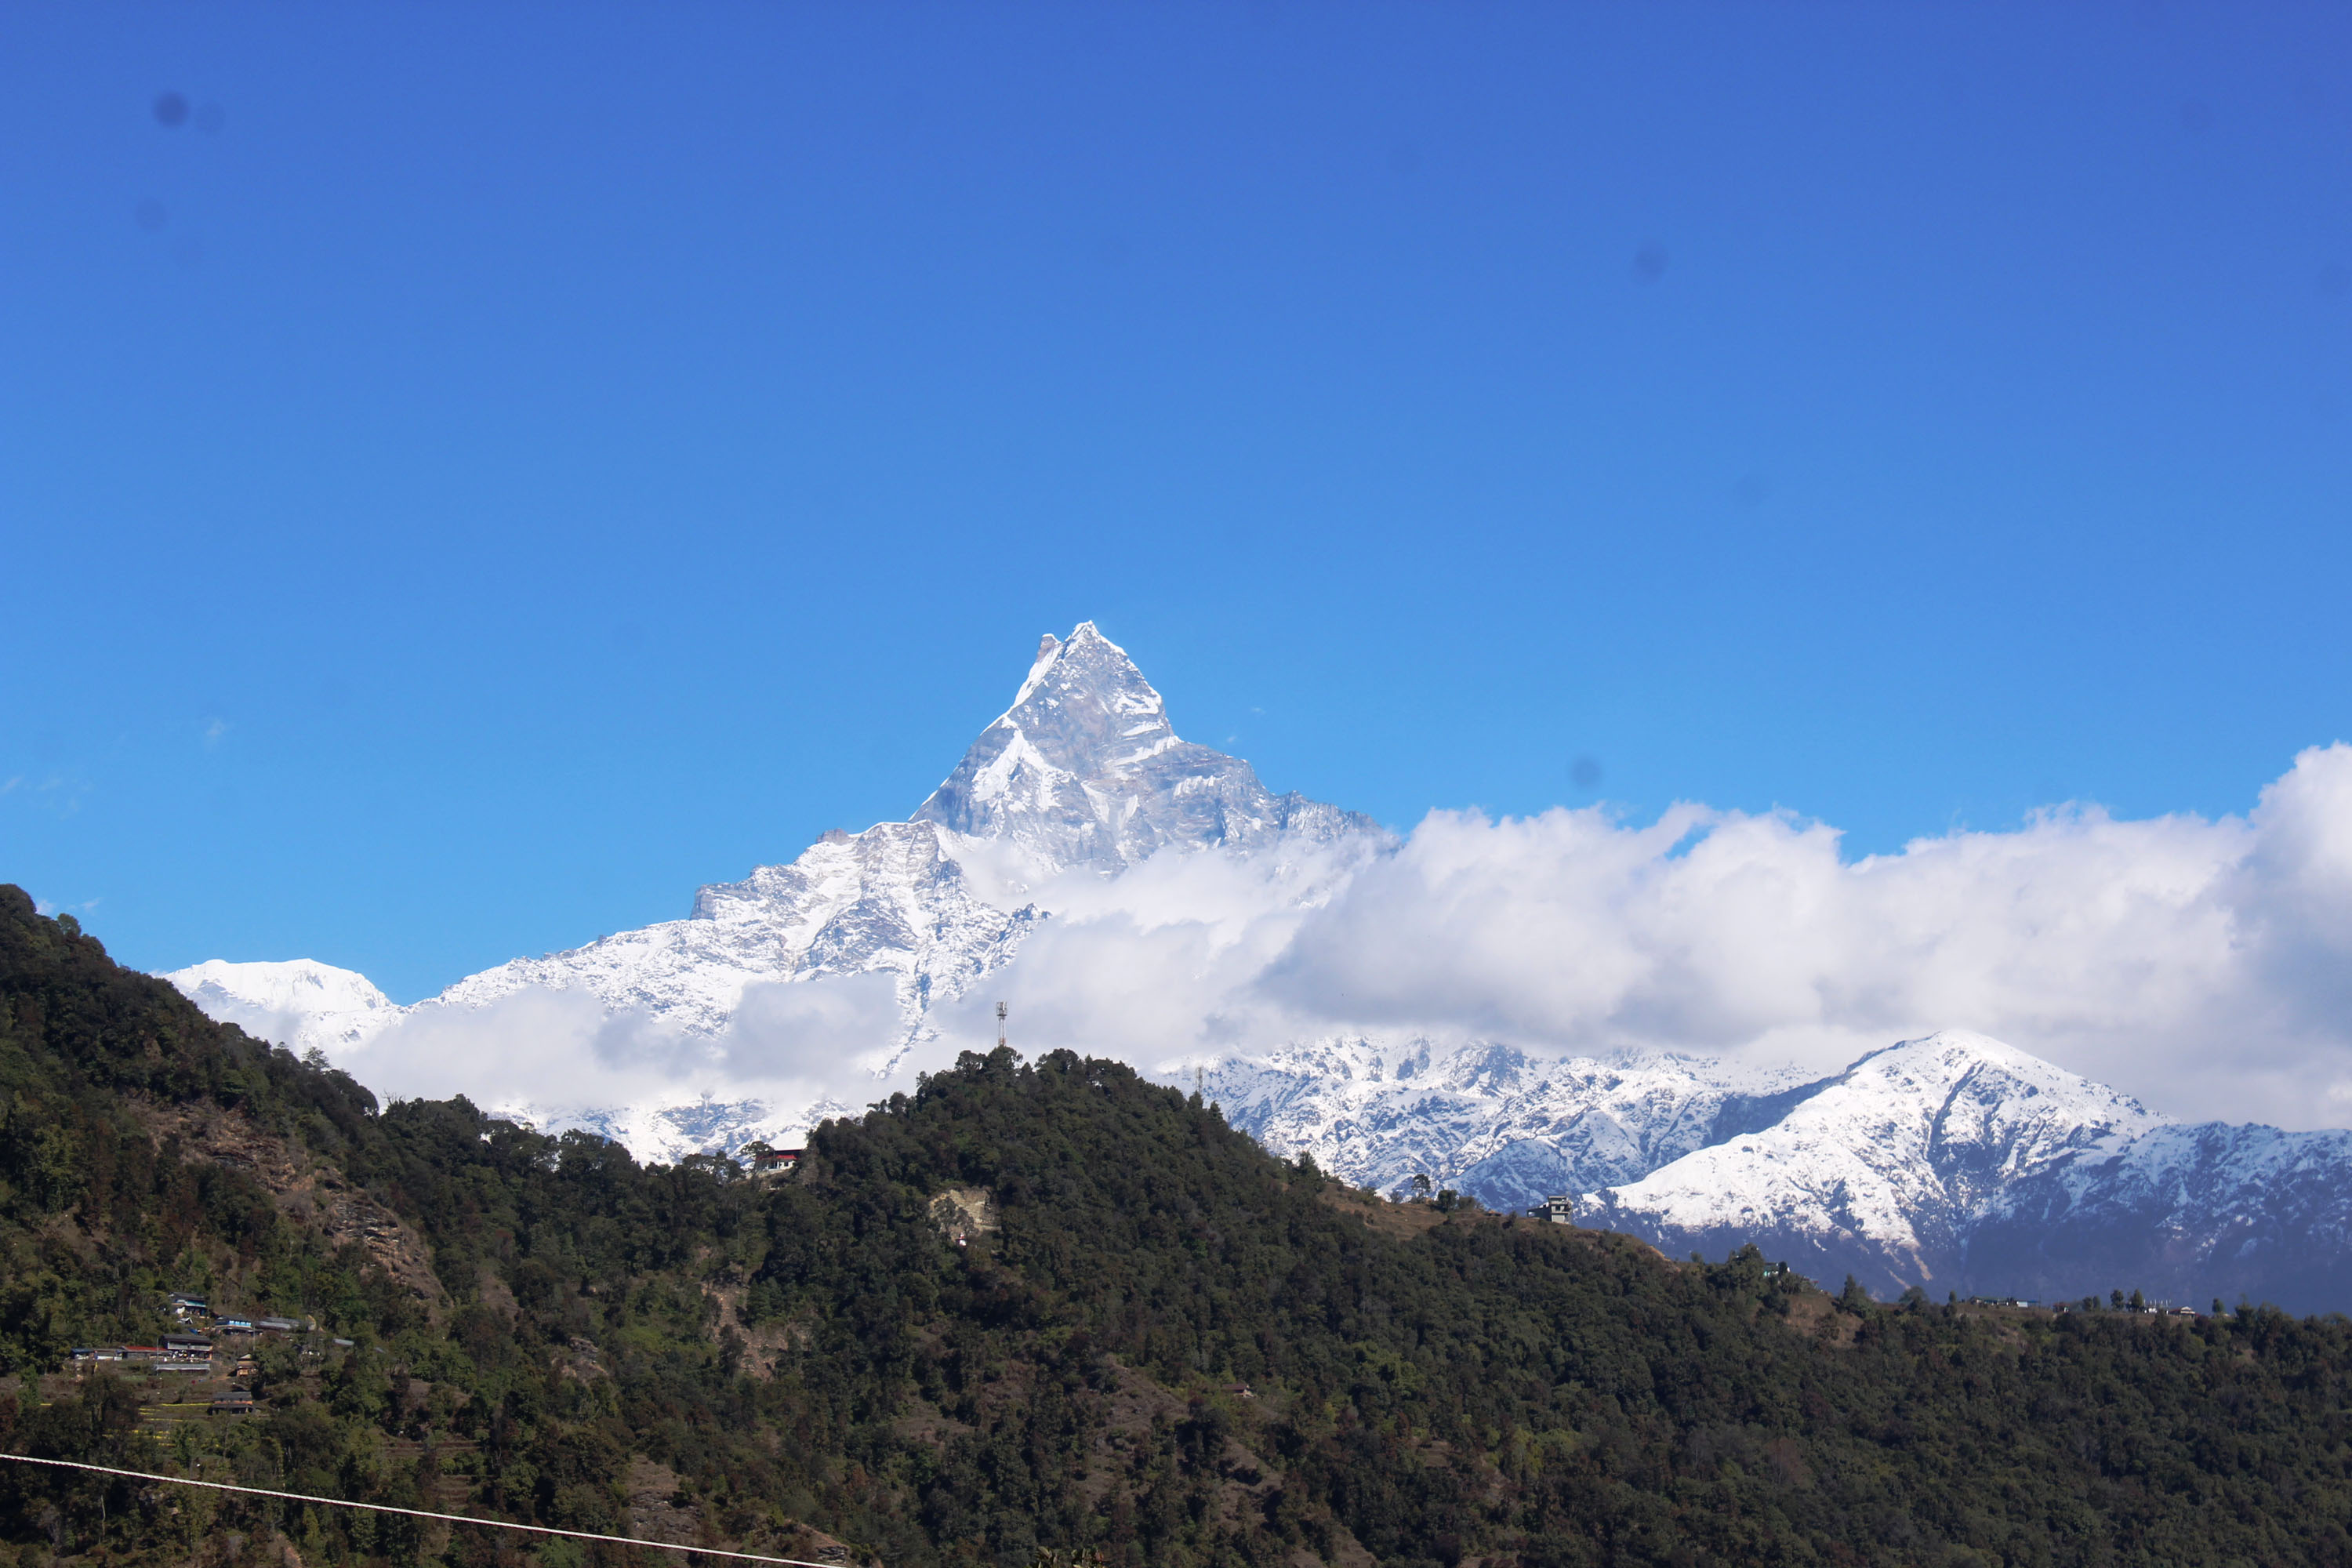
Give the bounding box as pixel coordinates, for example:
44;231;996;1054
164;621;2352;1312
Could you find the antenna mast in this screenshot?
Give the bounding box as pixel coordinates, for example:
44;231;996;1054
996;1001;1007;1052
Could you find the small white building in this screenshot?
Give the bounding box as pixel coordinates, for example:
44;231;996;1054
1533;1194;1575;1225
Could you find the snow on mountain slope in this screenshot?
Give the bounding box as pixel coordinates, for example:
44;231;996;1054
1582;1031;2169;1293
1207;1028;2352;1311
494;1091;858;1168
430;820;1036;1042
1965;1120;2352;1314
1197;1036;1824;1212
161;959;397;1056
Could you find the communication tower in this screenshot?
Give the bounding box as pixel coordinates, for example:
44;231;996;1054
996;1001;1007;1051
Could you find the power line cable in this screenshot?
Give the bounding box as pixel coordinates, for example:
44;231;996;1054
0;1452;858;1568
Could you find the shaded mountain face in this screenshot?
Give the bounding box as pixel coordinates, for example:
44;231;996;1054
1966;1120;2352;1315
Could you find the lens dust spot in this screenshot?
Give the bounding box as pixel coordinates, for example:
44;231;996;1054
1571;755;1604;792
135;198;168;232
154;92;189;128
1633;242;1668;283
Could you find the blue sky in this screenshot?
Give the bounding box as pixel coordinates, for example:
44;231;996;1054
4;2;2348;1003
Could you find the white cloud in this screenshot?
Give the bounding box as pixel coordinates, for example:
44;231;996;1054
941;743;2352;1130
720;971;910;1083
341;970;912;1127
324;742;2352;1138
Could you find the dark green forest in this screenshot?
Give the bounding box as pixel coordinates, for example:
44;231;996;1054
7;884;2352;1568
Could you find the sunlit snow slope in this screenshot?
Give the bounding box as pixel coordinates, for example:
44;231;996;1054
161;958;397;1057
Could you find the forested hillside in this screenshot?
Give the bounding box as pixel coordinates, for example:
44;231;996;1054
7;885;2352;1568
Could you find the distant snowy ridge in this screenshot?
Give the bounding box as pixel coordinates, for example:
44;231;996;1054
1579;1031;2168;1290
162;958;397;1057
1965;1119;2352;1312
396;621;1368;1044
1199;1027;2352;1313
1192;1035;1826;1214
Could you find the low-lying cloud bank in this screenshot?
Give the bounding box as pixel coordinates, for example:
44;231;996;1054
341;742;2352;1134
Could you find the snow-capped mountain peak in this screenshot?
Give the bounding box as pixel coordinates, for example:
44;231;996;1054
1582;1030;2169;1289
409;623;1375;1041
159;958;396;1056
169;621;1376;1114
914;622;1370;876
